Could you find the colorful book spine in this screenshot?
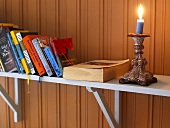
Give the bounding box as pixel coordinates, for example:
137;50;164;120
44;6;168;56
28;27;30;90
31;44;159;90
50;41;63;75
10;31;30;74
32;38;53;76
6;32;24;74
22;35;46;76
44;46;62;77
0;27;17;72
16;32;36;74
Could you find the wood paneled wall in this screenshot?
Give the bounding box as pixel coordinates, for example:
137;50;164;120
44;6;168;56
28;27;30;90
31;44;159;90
0;0;170;127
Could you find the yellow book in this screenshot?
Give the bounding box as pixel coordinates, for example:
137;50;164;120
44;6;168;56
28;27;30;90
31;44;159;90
10;30;30;74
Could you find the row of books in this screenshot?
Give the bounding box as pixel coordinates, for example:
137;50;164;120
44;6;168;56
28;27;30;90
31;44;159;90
0;23;75;77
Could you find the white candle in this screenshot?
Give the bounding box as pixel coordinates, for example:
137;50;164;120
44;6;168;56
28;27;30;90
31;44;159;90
136;4;144;34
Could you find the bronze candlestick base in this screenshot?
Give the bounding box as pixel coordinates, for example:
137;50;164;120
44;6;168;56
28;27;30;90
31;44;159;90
119;33;157;86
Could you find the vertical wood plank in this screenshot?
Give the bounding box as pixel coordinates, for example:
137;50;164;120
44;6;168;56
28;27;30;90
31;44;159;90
153;96;163;128
60;84;67;128
76;1;81;127
68;0;80;127
38;82;42;128
123;0;128;59
154;0;165;74
147;95;154;128
153;1;166;128
6;0;12;23
87;0;100;60
79;1;89;127
47;83;57;128
41;82;48;128
161;0;170;127
80;0;88;62
111;0;124;60
162;97;170;128
24;80;31;128
59;0;67;38
4;0;22;27
29;81;40;128
21;80;26;128
40;0;47;34
80;87;87;128
0;0;6;22
149;0;156;73
126;92;136;128
122;92;127;128
55;0;60;37
22;0;29;29
103;0;111;59
98;0;104;60
135;94;149;128
57;85;61;128
11;0;21;26
87;92;99;127
46;0;56;36
164;0;170;76
27;0;39;31
75;0;81;63
66;86;77;128
76;86;81;128
102;90;111;128
0;77;8;128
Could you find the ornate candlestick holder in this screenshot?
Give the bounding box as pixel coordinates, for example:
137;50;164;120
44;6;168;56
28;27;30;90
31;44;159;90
119;33;157;86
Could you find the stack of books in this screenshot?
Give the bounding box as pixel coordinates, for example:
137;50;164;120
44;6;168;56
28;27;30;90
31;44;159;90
0;23;75;77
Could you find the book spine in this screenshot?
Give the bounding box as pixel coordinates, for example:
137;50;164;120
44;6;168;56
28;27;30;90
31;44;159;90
6;32;23;74
0;27;17;72
10;31;30;74
22;37;46;76
55;54;63;75
16;33;36;74
44;47;62;77
50;42;63;75
32;38;53;76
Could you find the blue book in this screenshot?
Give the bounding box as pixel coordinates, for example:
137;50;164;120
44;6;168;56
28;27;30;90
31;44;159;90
44;46;62;77
6;32;24;74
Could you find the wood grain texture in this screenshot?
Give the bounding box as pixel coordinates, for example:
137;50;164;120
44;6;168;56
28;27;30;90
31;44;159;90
0;77;8;128
1;0;170;127
0;0;6;22
47;83;58;128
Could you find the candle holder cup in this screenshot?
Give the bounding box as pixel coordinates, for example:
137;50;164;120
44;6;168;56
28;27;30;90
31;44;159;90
119;33;157;86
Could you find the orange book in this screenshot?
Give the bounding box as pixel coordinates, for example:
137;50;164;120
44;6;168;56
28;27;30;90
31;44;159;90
22;35;47;76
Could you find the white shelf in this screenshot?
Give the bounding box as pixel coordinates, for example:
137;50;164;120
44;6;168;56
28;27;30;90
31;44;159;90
0;72;169;127
0;72;170;97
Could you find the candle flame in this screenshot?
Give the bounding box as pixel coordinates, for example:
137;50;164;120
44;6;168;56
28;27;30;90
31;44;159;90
138;4;143;19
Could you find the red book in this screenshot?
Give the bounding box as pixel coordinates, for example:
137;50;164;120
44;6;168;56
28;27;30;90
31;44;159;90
50;38;76;68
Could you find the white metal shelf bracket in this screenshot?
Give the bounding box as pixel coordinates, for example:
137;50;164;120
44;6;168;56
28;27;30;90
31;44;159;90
0;78;22;122
86;87;121;128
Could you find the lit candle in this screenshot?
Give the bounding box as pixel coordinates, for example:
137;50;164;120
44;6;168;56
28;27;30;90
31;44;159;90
136;4;144;34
